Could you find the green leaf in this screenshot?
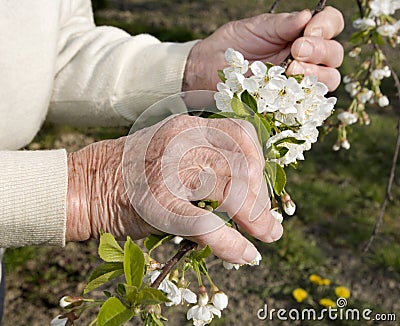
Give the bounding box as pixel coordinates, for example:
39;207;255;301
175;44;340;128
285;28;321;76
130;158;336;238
136;287;170;306
144;234;174;254
193;245;212;260
117;283;127;297
231;95;254;117
290;74;304;82
265;145;288;160
97;297;134;326
274;137;305;146
372;31;386;45
123;285;139;306
349;29;371;44
124;237;145;287
208;112;238;119
253;113;271;151
88;262;123;282
84;262;124;294
240;90;258;112
218;70;226;82
98;233;124;263
265;162;286;196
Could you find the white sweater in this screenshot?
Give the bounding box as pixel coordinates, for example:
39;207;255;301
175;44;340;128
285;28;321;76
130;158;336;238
0;0;196;253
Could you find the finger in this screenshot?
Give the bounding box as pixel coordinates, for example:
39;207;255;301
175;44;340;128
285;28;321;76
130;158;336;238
291;37;344;68
266;10;312;43
187;223;260;264
304;6;344;39
287;61;341;91
221;176;283;243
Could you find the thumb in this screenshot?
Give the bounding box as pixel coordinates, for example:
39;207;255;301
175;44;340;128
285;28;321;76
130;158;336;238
187;222;261;265
171;201;260;264
270;9;312;42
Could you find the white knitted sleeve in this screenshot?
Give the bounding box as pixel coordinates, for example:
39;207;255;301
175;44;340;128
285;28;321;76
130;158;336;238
47;0;197;127
0;150;67;247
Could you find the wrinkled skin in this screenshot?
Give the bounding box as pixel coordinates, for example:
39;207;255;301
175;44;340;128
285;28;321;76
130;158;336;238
67;115;283;264
183;6;344;92
66;6;345;263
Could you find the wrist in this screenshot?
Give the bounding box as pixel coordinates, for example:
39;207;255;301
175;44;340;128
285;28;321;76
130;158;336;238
66;151;92;242
183;40;216;91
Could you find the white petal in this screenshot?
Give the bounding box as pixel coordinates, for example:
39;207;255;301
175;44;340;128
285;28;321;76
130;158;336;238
50;316;68;326
242;78;259;93
222;261;240;270
212;292;229;310
197;306;212;321
250;61;267;76
181;288;197;304
268;66;285;77
187;306;200;320
207;305;222;318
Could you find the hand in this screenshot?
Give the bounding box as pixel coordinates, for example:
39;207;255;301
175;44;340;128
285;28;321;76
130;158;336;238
183;6;344;92
66;115;283;264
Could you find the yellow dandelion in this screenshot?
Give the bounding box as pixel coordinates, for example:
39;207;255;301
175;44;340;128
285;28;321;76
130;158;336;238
319;298;336;308
335;286;350;299
292;288;308;303
321;278;331;286
309;274;322;285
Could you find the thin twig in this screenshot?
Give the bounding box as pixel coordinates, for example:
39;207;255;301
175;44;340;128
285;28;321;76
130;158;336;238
268;0;282;13
280;0;328;69
363;66;400;252
356;0;365;18
151;240;197;289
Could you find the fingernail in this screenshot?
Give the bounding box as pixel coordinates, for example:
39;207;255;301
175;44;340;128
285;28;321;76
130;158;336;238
298;39;313;60
291;61;304;75
271;221;283;241
242;242;258;263
310;27;323;37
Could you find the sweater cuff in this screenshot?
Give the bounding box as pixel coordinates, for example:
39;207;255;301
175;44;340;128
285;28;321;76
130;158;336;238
0;149;67;247
112;39;199;122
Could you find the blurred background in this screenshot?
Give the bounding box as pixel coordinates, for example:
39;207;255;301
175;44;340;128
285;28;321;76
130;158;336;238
3;0;399;325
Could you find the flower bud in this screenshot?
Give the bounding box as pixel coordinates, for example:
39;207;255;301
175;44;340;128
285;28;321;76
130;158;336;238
212;291;229;310
348;47;361;58
197;286;209;306
172;236;183;245
281;193;296;216
59;296;83;309
332;143;340;151
362;111;371;125
341;139;351;150
147;304;162;318
378;95;389;107
337;111;357;125
148;260;163;271
270;209;283;223
169;269;179;284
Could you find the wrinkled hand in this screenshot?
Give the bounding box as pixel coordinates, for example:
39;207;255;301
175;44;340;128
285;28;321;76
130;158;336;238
66;115;283;264
183;6;344;92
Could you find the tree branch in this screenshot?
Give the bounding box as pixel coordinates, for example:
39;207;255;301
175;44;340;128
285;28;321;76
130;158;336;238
356;0;365;18
363;65;400;252
268;0;282;13
151;240;197;289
